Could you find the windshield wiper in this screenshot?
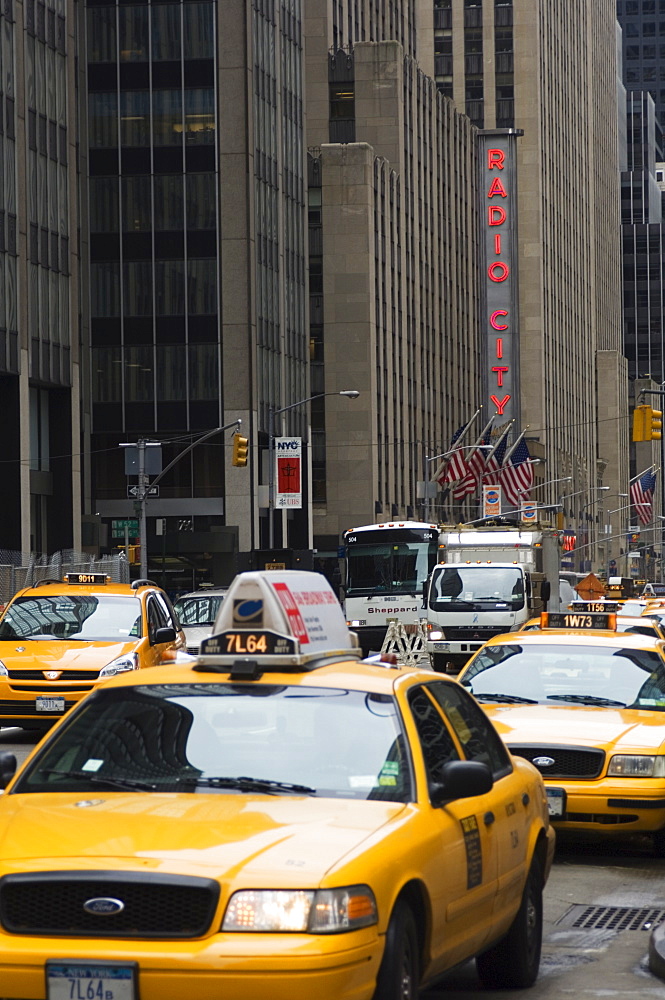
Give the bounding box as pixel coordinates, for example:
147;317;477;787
546;694;627;707
471;692;539;704
180;775;317;795
41;769;157;791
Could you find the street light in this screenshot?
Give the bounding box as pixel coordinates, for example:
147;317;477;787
268;390;360;548
520;476;572;495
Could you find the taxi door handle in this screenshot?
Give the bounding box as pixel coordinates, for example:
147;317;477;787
483;811;495;826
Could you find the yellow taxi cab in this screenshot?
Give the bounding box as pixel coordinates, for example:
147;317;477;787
519;610;665;641
0;573;184;729
0;569;554;1000
457;607;665;855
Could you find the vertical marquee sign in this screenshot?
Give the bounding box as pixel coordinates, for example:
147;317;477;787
479;129;523;424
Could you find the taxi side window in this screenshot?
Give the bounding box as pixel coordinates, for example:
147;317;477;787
426;681;512;780
147;596;168;643
153;592;176;631
407;686;460;792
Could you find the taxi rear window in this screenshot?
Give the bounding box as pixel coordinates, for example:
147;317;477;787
462;643;665;710
15;684;414;802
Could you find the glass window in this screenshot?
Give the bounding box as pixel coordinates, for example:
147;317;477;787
187;258;217;314
0;595;142;640
91;262;120;317
186;173;216;229
189;343;218;399
122;175;152;231
124;261;153;316
184;89;215;144
89;177;119;233
156;344;186;400
118;5;149;61
427;681;511;777
153;89;183;146
183;2;214;59
88;92;118;148
408;687;459;791
120;91;150;146
155;260;185;315
92;346;122;401
154;174;184;230
152;3;181;61
87;7;117;64
125;343;154;401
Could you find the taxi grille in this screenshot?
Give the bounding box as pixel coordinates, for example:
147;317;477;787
7;669;99;681
9;684;94;692
508;744;605;778
0;871;220;938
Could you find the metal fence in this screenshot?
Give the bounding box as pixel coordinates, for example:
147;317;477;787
0;551;130;607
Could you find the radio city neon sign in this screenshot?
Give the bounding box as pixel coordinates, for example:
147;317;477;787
486;145;511;416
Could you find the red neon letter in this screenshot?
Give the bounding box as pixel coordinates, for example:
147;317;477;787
494;234;502;255
488;261;510;282
496;338;503;358
490;394;511;415
490;310;508;330
488;206;506;226
492;366;509;387
487;176;508;198
487;148;505;170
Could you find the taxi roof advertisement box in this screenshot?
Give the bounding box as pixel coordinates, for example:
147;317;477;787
275;437;302;509
214;570;352;653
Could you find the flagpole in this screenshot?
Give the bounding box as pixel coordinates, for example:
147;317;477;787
429;407;481;483
630;464;657;483
501;426;527;467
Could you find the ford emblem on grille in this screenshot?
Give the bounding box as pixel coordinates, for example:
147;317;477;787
532;756;555;768
83;897;125;915
43;670;62;680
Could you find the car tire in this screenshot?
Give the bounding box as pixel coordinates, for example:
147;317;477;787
373;900;420;1000
476;853;543;989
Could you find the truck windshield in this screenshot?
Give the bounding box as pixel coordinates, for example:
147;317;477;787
429;566;525;611
346;537;439;596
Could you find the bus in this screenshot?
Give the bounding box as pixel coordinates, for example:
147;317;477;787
342;521;439;655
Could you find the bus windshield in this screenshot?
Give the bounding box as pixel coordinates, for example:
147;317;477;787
346;532;439;596
428;565;525;612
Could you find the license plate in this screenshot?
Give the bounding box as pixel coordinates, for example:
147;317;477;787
433;643;450;650
36;697;66;713
46;962;136;1000
546;787;566;817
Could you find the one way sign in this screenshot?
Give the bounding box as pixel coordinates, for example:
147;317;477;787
127;485;160;498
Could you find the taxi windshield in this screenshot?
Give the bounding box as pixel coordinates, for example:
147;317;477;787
0;595;142;641
461;642;665;709
16;683;413;801
173;594;225;627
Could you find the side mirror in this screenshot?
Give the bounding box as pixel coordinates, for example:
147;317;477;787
153;626;177;645
430;760;493;807
541;580;551;606
422;578;429;604
0;751;17;789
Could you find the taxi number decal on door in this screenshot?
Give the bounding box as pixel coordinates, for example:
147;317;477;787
460;815;482;888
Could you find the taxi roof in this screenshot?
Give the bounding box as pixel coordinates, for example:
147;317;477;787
480;629;665;651
13;577;157;599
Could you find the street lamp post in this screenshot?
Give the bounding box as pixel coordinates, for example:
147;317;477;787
267;390;359;549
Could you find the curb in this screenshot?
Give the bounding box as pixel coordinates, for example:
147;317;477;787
649;923;665;981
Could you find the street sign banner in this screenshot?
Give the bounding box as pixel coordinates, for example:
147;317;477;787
112;518;139;538
275;437;302;509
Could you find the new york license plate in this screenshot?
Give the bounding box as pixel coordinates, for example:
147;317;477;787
546;787;565;817
46;962;136;1000
36;697;66;713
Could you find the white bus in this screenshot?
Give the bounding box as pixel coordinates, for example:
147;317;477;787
342;521;439;654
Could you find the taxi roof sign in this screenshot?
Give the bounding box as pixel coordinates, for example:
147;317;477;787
65;573;109;586
540;610;616;631
195;570;361;672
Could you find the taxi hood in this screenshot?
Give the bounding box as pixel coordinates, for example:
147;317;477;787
0;640;138;671
486;703;665;753
0;793;408;885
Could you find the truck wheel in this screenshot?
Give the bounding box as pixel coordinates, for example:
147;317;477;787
373;900;420;1000
476;854;543;989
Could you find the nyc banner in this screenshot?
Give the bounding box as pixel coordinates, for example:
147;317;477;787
275;437;302;508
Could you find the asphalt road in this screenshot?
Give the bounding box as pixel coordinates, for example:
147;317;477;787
1;727;665;998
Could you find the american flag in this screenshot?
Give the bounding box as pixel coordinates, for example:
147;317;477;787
631;469;657;526
483;427;510;481
500;437;534;507
433;426;467;486
453;428;492;499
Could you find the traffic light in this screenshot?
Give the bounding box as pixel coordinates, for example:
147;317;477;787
633;404;652;441
128;544;140;564
633;404;663;441
232;433;249;467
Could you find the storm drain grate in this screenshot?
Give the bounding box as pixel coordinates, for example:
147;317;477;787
557;904;665;932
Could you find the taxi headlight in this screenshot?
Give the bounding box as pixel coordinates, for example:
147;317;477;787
429;630;443;640
99;653;139;678
608;755;665;777
222;885;378;933
0;660;7;677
